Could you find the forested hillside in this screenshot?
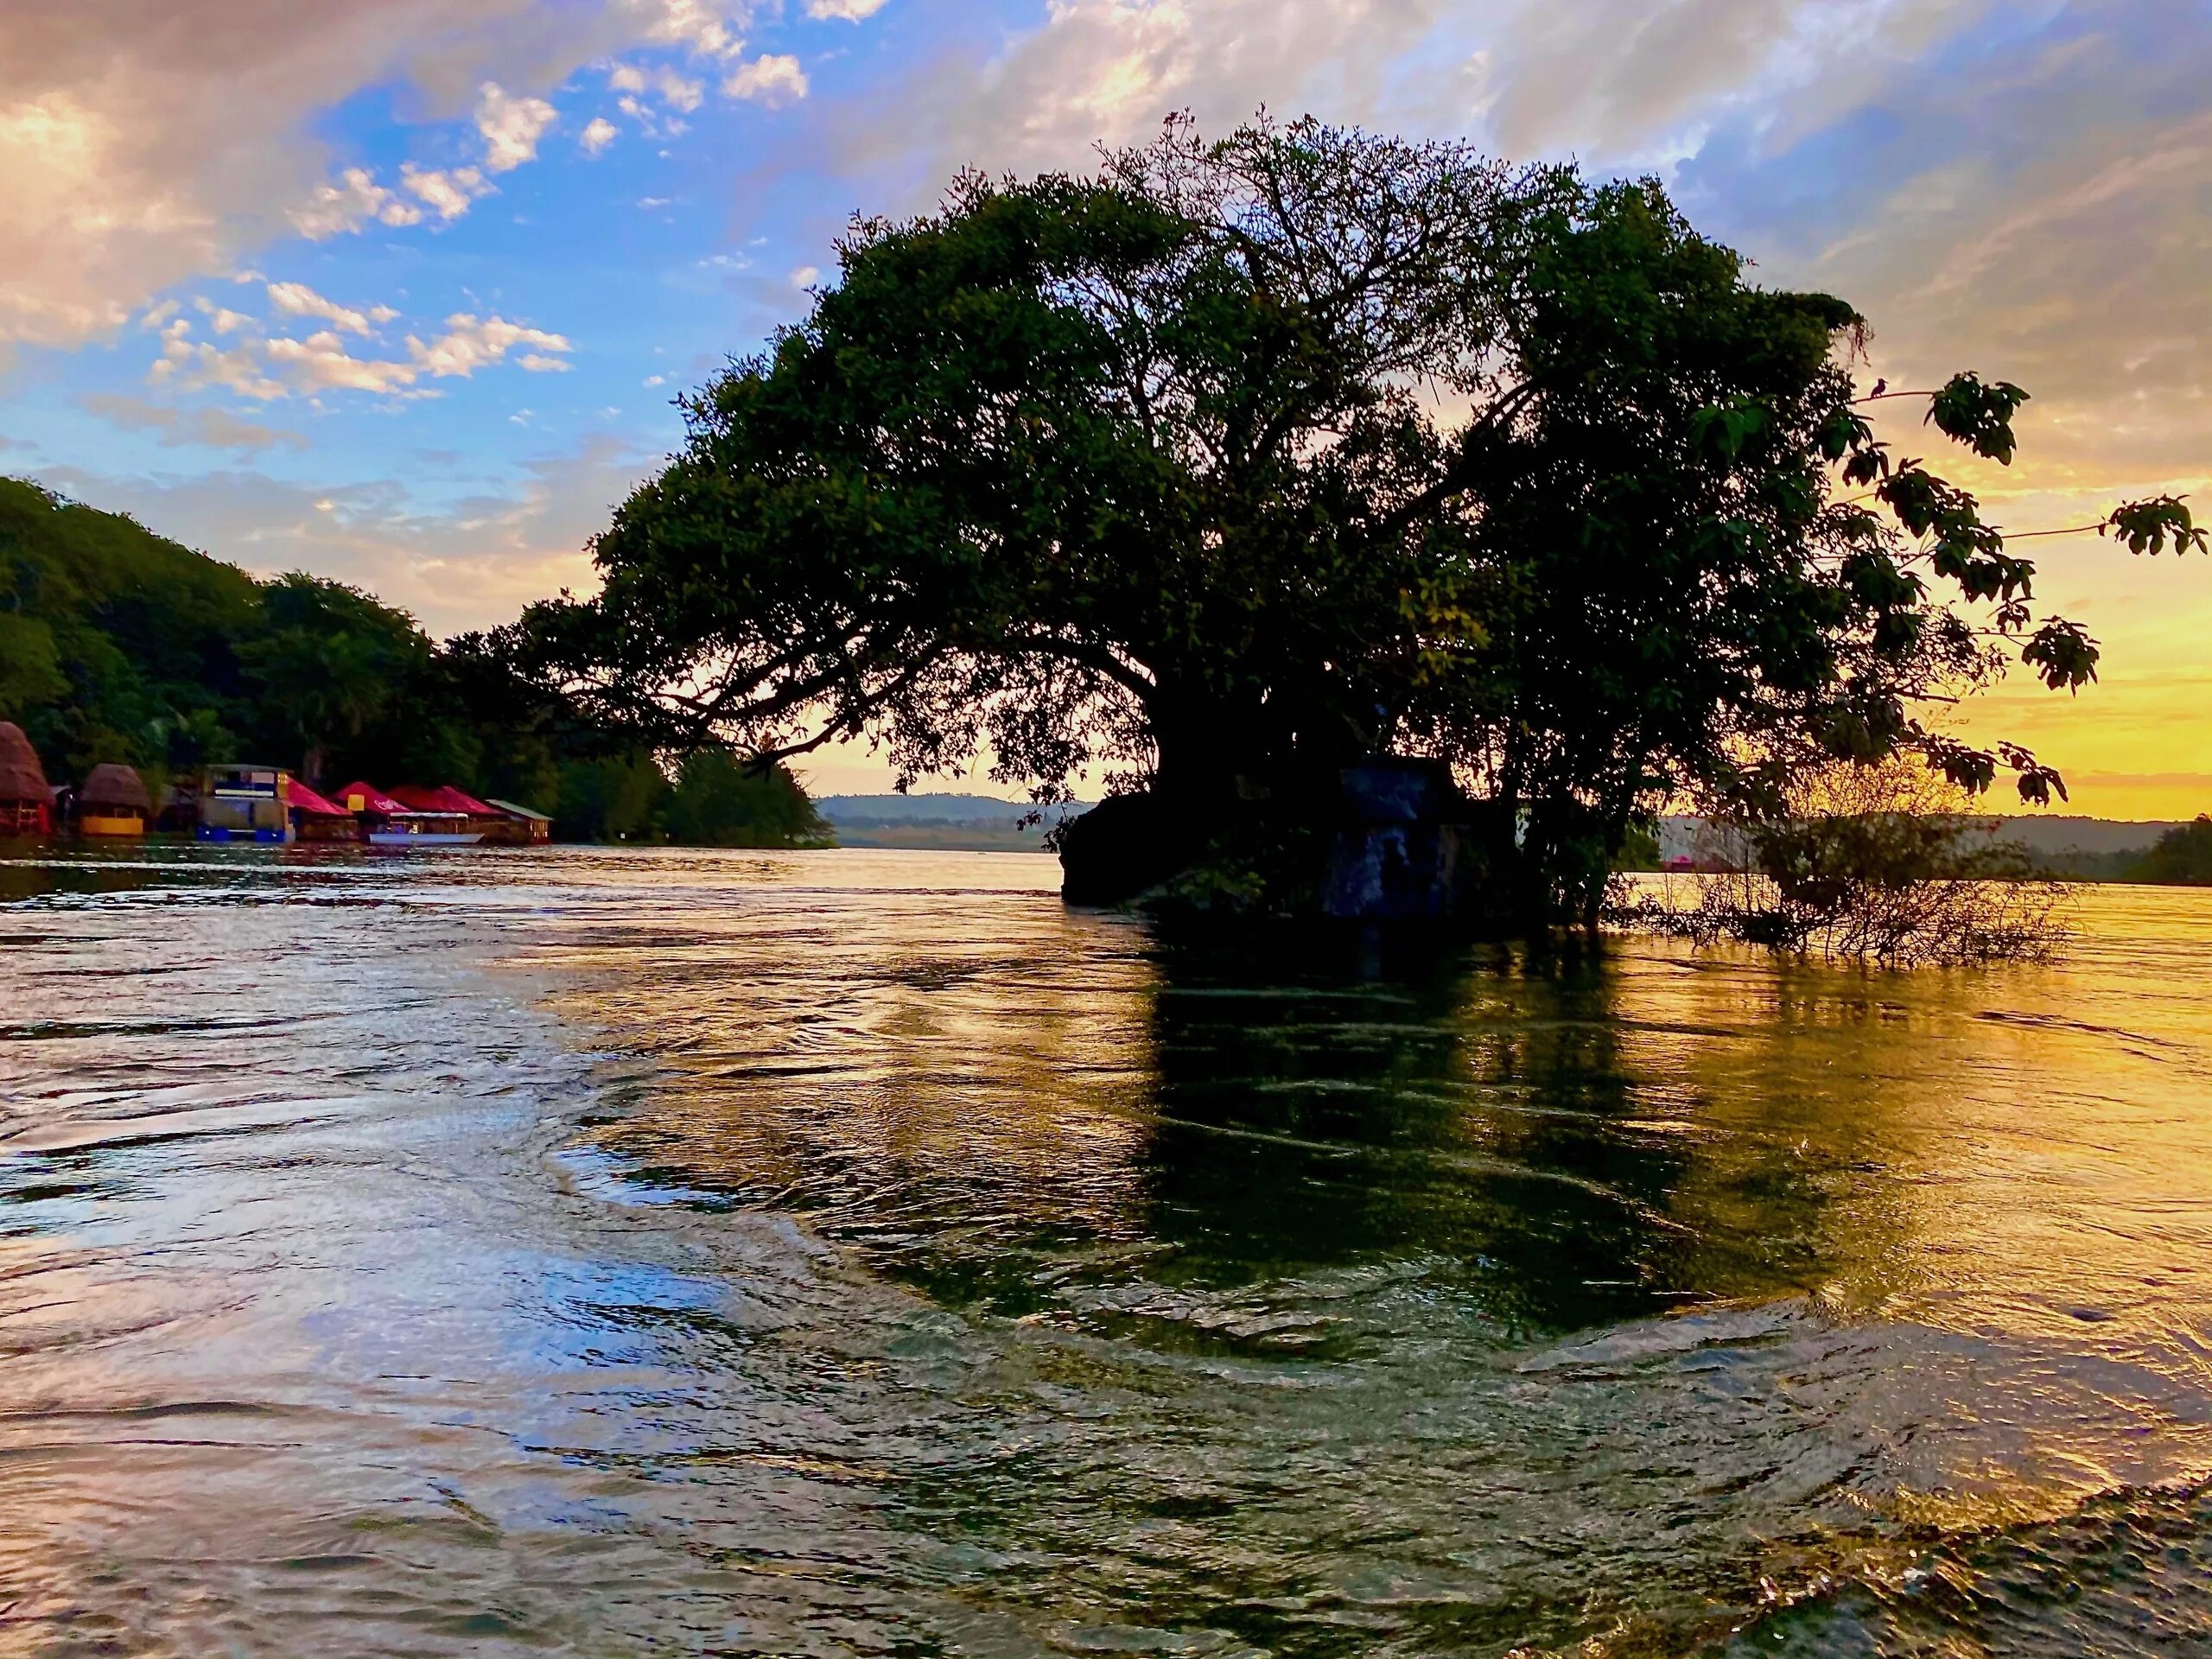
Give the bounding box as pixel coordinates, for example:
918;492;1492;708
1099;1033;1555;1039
0;479;825;846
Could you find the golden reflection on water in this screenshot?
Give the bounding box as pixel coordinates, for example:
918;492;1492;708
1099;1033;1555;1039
543;863;2212;1362
4;845;2212;1657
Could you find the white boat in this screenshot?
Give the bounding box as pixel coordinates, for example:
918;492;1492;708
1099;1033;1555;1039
367;830;484;847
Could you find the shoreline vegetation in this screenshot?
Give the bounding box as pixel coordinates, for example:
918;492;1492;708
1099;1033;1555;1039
0;477;828;849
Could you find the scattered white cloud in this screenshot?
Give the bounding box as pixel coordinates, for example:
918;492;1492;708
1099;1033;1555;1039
402;163;494;220
581;116;619;156
265;279;394;336
637;194;671;208
193;296;256;334
139;300;181;329
264;328;422;395
807;0;890;18
409;312;573;378
474;82;556;173
642;372;665;386
153;330;288;401
723;53;807;105
156;309;570;400
790;264;819;287
79;390;307;453
291;166;422;238
637;0;748;60
610;61;706;111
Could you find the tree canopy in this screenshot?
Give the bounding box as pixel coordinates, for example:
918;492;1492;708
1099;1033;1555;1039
500;115;2202;918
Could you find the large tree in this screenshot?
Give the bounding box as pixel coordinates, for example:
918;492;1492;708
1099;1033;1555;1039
504;116;2201;918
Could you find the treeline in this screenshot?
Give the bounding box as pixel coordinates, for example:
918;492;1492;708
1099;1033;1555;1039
0;478;827;847
2127;818;2212;885
1998;820;2212;884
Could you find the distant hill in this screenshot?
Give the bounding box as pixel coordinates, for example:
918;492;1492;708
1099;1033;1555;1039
816;793;1092;852
819;799;2187;863
1654;813;2187;877
1982;816;2189;857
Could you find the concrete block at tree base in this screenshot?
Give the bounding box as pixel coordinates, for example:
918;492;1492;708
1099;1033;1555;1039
1321;760;1486;920
1320;820;1480;920
1059;757;1497;922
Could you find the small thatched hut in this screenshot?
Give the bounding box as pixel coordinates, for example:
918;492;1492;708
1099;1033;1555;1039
0;722;52;837
79;763;153;837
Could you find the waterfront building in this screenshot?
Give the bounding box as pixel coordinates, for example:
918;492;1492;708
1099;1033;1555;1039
484;798;554;844
77;764;152;837
0;723;51;837
197;765;296;842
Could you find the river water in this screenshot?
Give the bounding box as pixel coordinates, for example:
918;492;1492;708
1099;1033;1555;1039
2;846;2210;1656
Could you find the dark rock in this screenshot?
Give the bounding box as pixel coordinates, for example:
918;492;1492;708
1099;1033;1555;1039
1058;791;1211;907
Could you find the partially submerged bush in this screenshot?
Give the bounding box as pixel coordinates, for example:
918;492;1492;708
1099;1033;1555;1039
1617;761;2075;966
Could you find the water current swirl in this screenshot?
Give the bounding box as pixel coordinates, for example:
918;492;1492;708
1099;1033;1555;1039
2;845;2209;1656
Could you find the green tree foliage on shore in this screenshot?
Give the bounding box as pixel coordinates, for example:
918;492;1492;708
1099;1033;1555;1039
498;115;2202;924
2132;817;2212;886
0;477;827;848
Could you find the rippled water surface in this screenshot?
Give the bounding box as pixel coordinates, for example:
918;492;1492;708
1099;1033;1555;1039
3;846;2211;1656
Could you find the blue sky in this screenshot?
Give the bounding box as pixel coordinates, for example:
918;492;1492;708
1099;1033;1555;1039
3;0;2209;806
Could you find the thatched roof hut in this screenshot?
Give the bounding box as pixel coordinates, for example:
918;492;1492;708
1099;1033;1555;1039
0;722;48;805
79;762;152;814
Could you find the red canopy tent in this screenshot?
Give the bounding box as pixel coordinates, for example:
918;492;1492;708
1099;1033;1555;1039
289;780;363;842
333;780;485;846
390;784;499;817
331;781;410;817
288;781;350;816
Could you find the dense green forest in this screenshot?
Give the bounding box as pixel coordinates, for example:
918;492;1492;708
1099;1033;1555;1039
2132;818;2212;885
0;477;828;847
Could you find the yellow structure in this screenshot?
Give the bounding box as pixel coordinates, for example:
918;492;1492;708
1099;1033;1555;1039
78;763;152;837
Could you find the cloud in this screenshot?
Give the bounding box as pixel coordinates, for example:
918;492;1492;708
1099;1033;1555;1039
474;81;556;172
263;329;422;395
806;0;890;17
0;1;779;351
265;279;396;336
581;116;619;156
24;433;652;634
79;390;307;453
159;309;571;399
402;163;494;219
291;166;422;238
192;296;256;334
408;313;572;378
722;53;807;105
610;61;705;111
638;0;749;60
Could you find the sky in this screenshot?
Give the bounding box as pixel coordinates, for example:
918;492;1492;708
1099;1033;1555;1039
1;0;2207;813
